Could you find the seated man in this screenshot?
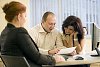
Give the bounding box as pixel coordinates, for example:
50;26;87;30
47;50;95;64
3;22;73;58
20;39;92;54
29;12;90;67
29;11;66;55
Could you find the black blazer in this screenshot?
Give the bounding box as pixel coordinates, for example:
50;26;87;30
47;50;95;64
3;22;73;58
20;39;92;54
0;23;55;66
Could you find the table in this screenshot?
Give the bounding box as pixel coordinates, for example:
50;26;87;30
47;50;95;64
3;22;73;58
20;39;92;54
0;58;4;67
56;51;100;66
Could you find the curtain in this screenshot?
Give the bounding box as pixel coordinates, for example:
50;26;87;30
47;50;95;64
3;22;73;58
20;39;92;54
29;0;100;32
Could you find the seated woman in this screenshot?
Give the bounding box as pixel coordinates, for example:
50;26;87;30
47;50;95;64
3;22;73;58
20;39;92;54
62;15;85;55
61;16;90;67
0;1;65;67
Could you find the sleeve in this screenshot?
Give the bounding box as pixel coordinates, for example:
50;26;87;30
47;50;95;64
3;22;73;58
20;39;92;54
28;28;37;44
29;28;50;55
16;28;55;65
39;48;49;55
55;32;66;49
0;35;1;51
29;28;49;55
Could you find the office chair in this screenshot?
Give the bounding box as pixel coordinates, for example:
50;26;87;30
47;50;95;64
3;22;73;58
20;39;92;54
0;55;30;67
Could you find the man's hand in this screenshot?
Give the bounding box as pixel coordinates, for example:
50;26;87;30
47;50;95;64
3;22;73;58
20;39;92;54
48;48;60;55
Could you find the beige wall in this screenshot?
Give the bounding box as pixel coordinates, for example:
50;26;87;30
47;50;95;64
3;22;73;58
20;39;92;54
0;0;29;33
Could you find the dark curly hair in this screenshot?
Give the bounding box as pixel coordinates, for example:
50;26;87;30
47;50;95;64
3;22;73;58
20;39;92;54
62;16;84;44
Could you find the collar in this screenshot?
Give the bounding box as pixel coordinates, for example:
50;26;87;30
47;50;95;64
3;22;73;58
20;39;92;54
38;23;53;33
7;23;16;28
38;23;55;34
38;23;46;33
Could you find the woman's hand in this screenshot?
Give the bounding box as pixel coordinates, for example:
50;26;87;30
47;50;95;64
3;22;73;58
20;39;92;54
74;32;78;38
70;32;78;37
53;54;65;62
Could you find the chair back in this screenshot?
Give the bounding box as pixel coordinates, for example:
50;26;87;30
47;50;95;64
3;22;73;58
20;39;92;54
0;55;30;67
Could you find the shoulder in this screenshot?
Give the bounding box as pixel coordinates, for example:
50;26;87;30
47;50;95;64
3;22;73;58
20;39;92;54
29;24;41;32
52;28;62;35
16;27;28;33
11;27;28;35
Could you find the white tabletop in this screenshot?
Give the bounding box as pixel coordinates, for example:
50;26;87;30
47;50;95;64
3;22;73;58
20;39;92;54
56;51;100;66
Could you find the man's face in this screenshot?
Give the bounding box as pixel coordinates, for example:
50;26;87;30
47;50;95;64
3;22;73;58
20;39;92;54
43;14;56;32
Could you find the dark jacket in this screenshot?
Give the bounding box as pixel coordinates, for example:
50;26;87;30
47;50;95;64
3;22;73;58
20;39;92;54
0;23;55;67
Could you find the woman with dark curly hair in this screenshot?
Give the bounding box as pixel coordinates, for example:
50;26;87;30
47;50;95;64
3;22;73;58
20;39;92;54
62;16;85;55
61;16;90;67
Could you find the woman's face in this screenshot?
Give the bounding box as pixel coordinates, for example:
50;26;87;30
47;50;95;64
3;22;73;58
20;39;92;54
64;26;74;34
20;12;26;24
18;12;27;27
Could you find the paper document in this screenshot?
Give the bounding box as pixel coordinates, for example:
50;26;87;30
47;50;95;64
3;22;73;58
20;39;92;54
57;47;76;54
